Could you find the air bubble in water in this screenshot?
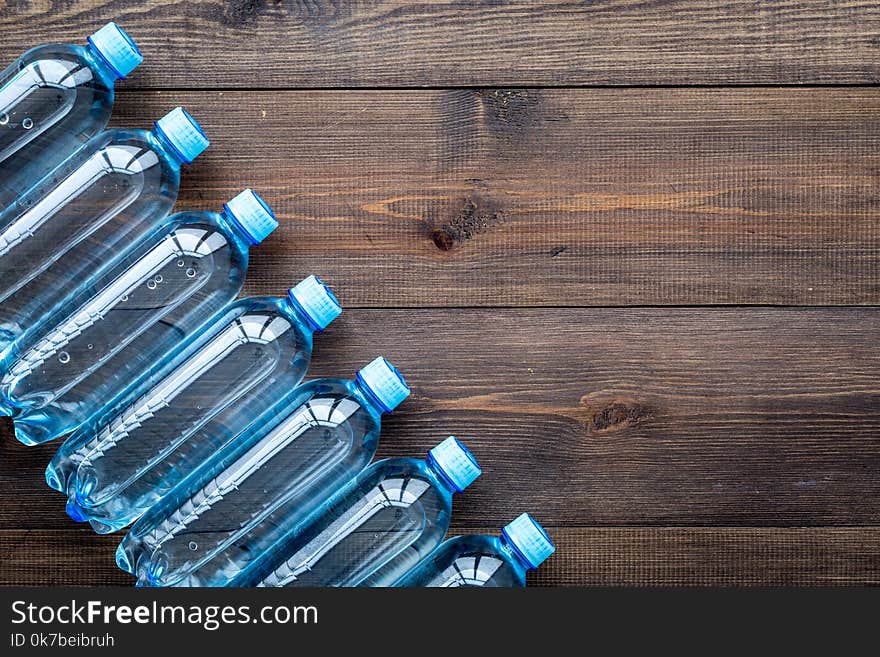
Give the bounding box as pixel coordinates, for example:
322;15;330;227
147;280;157;290
186;268;196;278
188;541;198;551
58;352;70;364
87;344;94;350
22;117;33;129
0;113;8;125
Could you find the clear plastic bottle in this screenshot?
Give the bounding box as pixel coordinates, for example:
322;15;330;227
0;106;209;354
0;22;142;210
394;514;555;587
0;189;277;445
46;275;342;534
117;356;411;587
230;436;482;588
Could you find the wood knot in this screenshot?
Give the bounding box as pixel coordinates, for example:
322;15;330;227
479;89;543;135
219;0;269;27
431;228;456;251
430;197;504;251
579;393;652;435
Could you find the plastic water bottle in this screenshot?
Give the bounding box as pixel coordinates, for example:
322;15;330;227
231;436;482;588
0;190;277;445
116;356;411;587
46;275;342;534
394;514;555;587
0;22;142;210
0;106;209;354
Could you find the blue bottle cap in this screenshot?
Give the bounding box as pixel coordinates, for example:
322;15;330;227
154;107;209;164
87;22;142;79
356;357;410;412
224;189;278;245
428;436;481;492
287;275;341;331
502;513;555;569
65;499;88;523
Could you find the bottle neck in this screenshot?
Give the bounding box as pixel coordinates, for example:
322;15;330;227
354;378;390;416
218;209;255;248
283;295;320;334
499;535;533;572
152;128;187;168
425;457;459;496
84;42;122;82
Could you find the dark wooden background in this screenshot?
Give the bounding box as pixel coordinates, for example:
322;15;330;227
1;1;879;586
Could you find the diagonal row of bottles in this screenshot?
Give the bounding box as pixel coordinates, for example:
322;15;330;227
0;24;555;587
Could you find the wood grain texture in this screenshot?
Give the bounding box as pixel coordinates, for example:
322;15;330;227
1;2;878;588
2;308;878;530
0;1;879;86
2;527;878;586
101;88;880;307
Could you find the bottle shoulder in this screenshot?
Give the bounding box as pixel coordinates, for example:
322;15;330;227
224;296;301;322
111;128;175;158
73;128;176;172
415;535;527;587
358;458;453;504
44;127;181;185
444;533;502;555
363;456;424;479
294;377;359;399
18;44;115;89
213;295;276;315
428;534;508;567
208;297;314;349
20;43;76;60
5;127;177;214
162;211;252;256
84;212;247;293
17;44;71;68
279;378;383;425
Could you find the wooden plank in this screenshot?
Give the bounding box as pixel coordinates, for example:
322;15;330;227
2;527;878;586
100;88;880;307
0;1;879;86
2;307;878;529
0;530;130;587
539;527;880;586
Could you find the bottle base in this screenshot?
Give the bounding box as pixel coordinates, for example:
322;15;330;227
89;517;122;534
12;410;75;445
115;543;134;574
65;497;127;533
0;388;23;418
13;416;58;445
44;464;65;493
14;422;45;446
65;499;89;522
